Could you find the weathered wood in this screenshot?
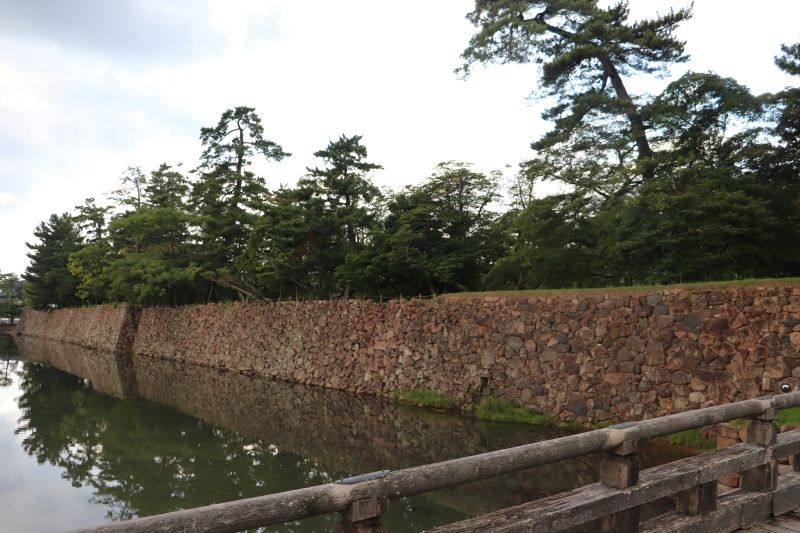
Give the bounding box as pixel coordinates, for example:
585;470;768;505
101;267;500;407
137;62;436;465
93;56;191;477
600;440;641;532
333;496;389;533
600;508;640;533
68;481;385;533
640;488;772;532
333;517;387;533
676;481;717;516
341;496;389;522
429;443;766;533
600;453;640;490
748;419;779;447
774;431;800;460
743;416;780;493
742;462;779;493
774;472;800;516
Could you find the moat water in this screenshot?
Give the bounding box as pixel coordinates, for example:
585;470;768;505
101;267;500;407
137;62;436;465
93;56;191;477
0;334;692;532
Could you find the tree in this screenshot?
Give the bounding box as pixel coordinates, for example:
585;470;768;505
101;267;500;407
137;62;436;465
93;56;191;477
73;198;111;243
272;135;384;297
192;107;290;300
238;187;312;299
485;193;600;289
768;42;800;195
146;163;190;210
24;213;83;309
199;107;290;185
104;205;198;305
646;72;763;177
605;174;785;284
304;134;382;246
339;162;503;296
110;166;148;210
601;71;799;283
0;272;23;322
68;164;200;306
461;1;692;184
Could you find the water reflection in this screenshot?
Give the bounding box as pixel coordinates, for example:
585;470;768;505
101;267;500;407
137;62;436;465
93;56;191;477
13;337;604;531
1;334;20;387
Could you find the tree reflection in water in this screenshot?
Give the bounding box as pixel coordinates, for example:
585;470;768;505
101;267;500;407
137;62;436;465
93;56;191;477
14;363;348;528
12;357;487;531
1;334;20;386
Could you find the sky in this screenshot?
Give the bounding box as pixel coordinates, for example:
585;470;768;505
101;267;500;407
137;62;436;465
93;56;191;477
1;0;799;275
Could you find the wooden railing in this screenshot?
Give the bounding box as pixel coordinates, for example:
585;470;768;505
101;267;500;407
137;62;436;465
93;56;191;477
73;392;800;533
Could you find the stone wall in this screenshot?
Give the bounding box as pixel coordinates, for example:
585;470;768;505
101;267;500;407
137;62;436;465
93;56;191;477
20;285;800;423
20;305;131;352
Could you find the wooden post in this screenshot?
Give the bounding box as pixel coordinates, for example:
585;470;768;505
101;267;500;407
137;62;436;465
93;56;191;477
676;481;717;516
741;406;779;493
332;496;389;533
599;438;640;533
792;453;800;472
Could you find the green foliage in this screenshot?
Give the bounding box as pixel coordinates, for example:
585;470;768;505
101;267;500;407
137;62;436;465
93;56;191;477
20;34;800;307
67;241;113;304
474;396;552;425
73;197;111;242
339;162;504;296
293;134;383;297
607;174;788;284
192;107;290;300
24;213;83;309
398;389;457;410
461;0;692;182
778;407;800;427
0;272;24;320
660;430;715;450
66;162;201;306
485;193;600;290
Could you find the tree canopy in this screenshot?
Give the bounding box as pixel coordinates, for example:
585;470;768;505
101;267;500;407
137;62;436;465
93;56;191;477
18;24;800;305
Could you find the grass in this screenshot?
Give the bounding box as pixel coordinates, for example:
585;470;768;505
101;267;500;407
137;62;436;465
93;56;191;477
434;277;800;301
778;407;800;427
660;429;715;450
398;388;457;410
728;408;800;429
474;396;553;426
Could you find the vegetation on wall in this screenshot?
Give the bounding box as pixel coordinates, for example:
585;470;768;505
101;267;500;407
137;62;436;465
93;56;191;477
19;2;800;308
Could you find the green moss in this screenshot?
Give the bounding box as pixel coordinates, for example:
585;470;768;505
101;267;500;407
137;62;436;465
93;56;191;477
398;389;456;410
661;429;715;450
474;396;553;426
728;418;751;428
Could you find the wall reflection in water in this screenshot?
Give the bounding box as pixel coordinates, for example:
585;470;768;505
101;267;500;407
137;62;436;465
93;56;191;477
16;337;602;531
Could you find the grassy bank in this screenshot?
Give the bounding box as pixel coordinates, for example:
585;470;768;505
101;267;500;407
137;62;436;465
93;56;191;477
398;389;457;410
435;277;800;301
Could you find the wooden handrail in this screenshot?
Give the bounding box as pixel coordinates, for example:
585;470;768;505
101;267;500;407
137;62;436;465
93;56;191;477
71;391;800;533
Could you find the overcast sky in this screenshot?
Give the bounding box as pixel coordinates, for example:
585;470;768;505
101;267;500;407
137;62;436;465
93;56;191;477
1;1;799;275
